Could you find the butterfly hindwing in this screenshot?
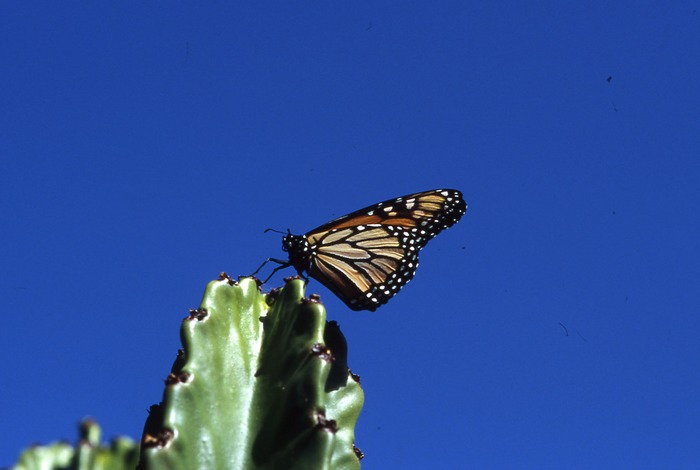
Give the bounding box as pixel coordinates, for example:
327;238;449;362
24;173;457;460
307;225;419;310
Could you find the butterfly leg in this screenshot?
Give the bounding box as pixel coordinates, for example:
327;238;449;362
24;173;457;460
261;262;292;284
249;258;292;284
250;257;288;277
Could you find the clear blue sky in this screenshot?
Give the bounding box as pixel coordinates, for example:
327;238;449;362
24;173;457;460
2;2;699;468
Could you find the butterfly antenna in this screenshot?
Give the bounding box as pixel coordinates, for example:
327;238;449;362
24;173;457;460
263;228;288;235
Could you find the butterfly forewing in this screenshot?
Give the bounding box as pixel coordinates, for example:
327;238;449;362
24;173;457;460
296;189;466;311
306;189;465;245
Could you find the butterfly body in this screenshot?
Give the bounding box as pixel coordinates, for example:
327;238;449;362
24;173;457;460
281;233;313;274
257;189;466;311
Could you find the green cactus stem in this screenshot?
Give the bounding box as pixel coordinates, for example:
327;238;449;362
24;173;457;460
12;418;139;470
137;275;364;470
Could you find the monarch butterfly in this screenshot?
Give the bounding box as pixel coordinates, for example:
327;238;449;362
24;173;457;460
253;189;467;311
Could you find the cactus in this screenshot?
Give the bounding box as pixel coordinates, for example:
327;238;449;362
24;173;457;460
12;418;139;470
10;276;364;470
138;275;364;469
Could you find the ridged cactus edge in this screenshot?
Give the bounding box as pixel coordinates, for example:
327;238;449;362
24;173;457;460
137;275;364;470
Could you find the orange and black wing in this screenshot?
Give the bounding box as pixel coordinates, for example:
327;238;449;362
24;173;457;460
303;189;466;311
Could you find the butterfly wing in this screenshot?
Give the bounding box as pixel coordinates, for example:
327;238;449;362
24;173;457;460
304;189;466;311
306;189;466;245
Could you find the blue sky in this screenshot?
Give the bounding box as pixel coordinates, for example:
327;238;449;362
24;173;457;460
2;2;699;468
